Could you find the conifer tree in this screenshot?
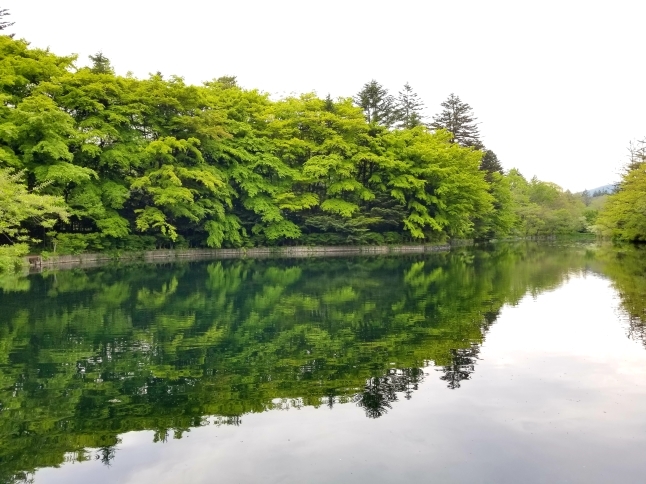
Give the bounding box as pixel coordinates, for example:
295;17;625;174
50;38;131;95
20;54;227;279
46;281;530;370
395;83;425;129
89;52;113;74
354;80;395;127
215;75;238;89
480;149;503;175
324;93;335;112
431;93;482;148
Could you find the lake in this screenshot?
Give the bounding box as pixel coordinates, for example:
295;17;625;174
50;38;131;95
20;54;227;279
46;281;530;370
1;242;646;483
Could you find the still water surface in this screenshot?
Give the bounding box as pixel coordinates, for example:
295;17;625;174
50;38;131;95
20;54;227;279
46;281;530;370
2;243;646;483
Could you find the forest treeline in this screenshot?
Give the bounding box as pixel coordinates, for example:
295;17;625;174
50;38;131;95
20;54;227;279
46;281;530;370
0;34;595;270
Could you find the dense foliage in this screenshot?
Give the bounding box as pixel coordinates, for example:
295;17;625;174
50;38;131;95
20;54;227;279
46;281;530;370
0;36;595;267
597;139;646;241
0;170;68;271
507;169;590;236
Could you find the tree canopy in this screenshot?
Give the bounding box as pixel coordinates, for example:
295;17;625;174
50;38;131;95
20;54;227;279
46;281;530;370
0;169;68;270
595;139;646;241
0;35;598;270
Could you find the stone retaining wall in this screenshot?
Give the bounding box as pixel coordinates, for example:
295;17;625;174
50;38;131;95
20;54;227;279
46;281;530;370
24;242;471;271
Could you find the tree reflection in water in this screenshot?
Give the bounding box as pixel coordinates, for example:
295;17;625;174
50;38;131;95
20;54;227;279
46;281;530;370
438;345;480;390
596;246;646;348
1;242;635;481
354;368;425;418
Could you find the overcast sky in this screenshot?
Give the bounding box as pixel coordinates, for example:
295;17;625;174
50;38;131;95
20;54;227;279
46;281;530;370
5;0;645;192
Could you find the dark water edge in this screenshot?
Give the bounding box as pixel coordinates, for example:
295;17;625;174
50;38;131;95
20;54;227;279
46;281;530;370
2;241;646;483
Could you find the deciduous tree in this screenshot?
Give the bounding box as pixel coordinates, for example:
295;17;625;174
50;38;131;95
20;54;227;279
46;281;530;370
0;169;68;270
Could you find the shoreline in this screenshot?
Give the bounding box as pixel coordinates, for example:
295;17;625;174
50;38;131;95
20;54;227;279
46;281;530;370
24;243;465;272
21;235;598;273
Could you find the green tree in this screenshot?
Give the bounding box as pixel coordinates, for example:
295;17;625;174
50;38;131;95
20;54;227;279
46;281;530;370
0;33;592;255
480;149;503;175
430;93;482;148
354;80;395;127
395;82;425;129
207;75;238;89
0;169;68;271
508;169;586;236
88;51;113;74
384;128;492;239
473;171;515;239
597;163;646;241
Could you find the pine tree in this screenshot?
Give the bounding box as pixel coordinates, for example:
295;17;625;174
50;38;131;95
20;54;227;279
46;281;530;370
431;93;482;148
89;52;113;74
480;149;503;175
395;83;425;129
204;76;238;90
215;75;238;89
0;8;14;31
324;94;335;112
354;80;395;127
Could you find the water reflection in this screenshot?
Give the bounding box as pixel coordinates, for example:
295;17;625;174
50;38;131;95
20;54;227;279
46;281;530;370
354;367;426;418
596;245;646;346
438;345;480;389
1;242;643;482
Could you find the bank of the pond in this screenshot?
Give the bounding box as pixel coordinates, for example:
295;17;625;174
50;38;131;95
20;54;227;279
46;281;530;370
21;235;598;272
24;242;470;271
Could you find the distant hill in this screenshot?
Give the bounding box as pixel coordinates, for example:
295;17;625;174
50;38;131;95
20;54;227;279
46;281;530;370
582;184;617;196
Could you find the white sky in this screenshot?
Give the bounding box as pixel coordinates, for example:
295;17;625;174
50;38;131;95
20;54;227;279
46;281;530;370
5;0;645;192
